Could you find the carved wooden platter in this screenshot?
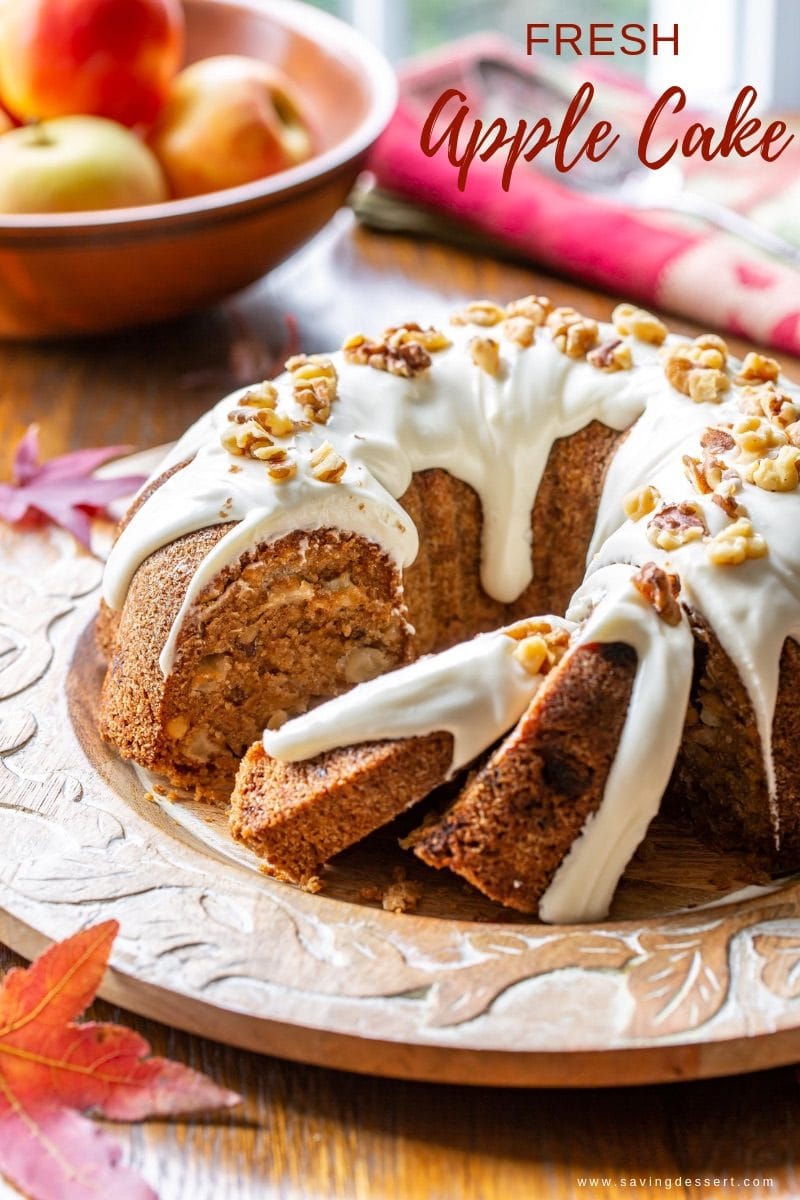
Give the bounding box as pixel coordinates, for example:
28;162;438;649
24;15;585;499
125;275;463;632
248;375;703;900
2;515;800;1088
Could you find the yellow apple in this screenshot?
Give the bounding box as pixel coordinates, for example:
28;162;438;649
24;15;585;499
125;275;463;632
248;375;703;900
0;116;169;212
148;55;315;198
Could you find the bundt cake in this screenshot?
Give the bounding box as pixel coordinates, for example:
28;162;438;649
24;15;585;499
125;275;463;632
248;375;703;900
98;295;800;922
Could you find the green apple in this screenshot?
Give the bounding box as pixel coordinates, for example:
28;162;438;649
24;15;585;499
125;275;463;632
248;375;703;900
0;115;169;213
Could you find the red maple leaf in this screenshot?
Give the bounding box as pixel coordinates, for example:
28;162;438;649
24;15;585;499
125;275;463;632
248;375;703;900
0;921;240;1199
0;425;147;548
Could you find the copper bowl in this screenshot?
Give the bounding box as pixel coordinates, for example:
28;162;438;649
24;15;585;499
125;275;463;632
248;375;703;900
0;0;396;338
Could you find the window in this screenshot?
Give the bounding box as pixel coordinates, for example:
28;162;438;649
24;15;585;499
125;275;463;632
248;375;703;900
308;0;800;106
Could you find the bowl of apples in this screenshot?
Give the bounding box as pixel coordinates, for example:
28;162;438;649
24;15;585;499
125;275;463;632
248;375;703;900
0;0;397;338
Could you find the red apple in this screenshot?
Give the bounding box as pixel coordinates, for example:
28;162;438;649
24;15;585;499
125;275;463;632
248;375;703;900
147;55;314;198
0;0;184;128
0;116;169;212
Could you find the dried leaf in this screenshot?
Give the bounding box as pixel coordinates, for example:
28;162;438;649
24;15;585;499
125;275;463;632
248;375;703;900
0;921;240;1200
0;425;147;548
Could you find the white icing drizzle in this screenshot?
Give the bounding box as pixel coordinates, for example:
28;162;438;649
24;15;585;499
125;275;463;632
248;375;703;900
103;319;668;673
538;565;694;923
262;619;572;776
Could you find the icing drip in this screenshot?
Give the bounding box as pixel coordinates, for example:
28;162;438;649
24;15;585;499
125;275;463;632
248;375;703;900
538;566;694;923
262;619;572;775
588;383;800;838
103;320;667;673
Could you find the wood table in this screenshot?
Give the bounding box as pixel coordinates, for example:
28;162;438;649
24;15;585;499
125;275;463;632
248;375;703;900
0;213;798;1200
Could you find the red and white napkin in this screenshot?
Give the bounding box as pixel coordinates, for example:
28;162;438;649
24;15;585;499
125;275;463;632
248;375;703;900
364;35;800;355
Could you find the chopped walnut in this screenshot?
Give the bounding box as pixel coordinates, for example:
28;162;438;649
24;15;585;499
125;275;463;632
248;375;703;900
647;502;707;550
631;562;682;626
611;303;668;345
737;384;770;416
745;445;800;492
240;380;279;409
768;394;798;428
506;619;570;676
587;337;633;373
267;409;298;437
470;335;501;376
287;354;339;424
503;315;536;348
712;491;745;519
267;461;297;483
732;415;785;461
683;455;714;495
450;300;506;327
700;427;735;454
737;352;780;384
249;444;286;463
662;346;696;395
384;322;452;353
221;415;274;460
505;294;552;326
786;420;800;448
693;333;729;365
706;518;768;565
739;382;799;428
688;368;729;404
309;440;347;484
547;308;599;359
662;342;729;401
546;306;580;331
343;332;431;379
702;456;726;490
623;484;661;521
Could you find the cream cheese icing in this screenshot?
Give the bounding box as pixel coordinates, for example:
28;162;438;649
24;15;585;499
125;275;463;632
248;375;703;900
261;618;572;775
103;318;672;673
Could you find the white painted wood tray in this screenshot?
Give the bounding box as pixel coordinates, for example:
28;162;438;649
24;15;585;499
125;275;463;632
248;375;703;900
2;517;800;1087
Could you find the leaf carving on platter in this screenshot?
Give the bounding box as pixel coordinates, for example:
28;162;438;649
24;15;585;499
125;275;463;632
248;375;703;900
427;930;635;1028
201;892;433;1001
752;933;800;1000
0;711;37;757
0;575;74;701
625;921;737;1038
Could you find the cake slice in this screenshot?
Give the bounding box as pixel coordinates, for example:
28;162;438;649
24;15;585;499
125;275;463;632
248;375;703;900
231;733;454;884
229;619;572;880
409;640;638;914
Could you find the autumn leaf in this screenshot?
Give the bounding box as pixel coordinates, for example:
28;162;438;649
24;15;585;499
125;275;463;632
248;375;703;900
0;425;147;548
0;920;240;1200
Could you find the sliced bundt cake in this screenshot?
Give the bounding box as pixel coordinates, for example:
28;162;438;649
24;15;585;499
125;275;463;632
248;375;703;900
98;297;800;920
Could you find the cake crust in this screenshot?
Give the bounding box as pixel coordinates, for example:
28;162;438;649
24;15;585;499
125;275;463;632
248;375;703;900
411;642;638;913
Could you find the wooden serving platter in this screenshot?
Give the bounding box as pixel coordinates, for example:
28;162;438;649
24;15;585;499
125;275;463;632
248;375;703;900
2;519;800;1088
